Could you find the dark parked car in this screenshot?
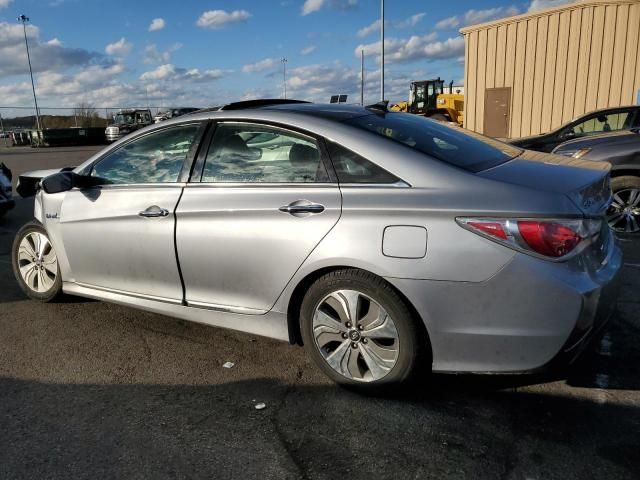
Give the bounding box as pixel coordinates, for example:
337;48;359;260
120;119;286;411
509;106;640;152
553;128;640;234
0;162;14;218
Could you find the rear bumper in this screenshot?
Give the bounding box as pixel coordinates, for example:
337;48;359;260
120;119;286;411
387;239;623;374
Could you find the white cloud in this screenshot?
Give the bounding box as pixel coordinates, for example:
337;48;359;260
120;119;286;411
242;57;280;73
529;0;573;11
143;43;182;64
0;0;13;8
435;16;459;30
358;13;425;38
301;0;357;16
282;62;412;103
148;18;166;32
464;7;519;24
300;45;316;55
397;13;426;28
140;63;176;81
196;10;251;29
105;37;132;57
356;33;464;65
436;6;520;29
357;19;380;38
0;22;99;78
302;0;325;15
140;63;225;83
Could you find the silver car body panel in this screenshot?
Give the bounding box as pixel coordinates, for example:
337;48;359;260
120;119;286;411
59;185;184;300
176;183;341;313
26;105;622;373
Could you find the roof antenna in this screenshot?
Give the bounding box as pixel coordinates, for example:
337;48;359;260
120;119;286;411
365;100;389;113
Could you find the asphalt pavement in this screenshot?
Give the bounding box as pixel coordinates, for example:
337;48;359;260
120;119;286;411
0;146;639;480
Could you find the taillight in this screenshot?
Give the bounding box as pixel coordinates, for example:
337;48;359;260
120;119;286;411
517;221;581;257
457;218;601;260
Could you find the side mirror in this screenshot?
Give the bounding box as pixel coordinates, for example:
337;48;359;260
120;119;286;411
41;171;108;194
561;130;576;140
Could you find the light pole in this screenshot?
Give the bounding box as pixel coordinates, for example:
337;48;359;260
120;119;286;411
281;57;288;99
18;15;41;131
380;0;385;102
360;49;365;106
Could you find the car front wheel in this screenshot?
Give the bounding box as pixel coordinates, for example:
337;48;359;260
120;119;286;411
300;269;426;389
12;221;64;302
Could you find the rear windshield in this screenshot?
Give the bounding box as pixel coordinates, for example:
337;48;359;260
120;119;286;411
344;113;522;172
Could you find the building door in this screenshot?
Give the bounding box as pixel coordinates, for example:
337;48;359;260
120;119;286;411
483;88;511;138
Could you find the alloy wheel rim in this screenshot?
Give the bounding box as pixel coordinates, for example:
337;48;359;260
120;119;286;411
17;232;58;293
312;289;399;382
607;188;640;233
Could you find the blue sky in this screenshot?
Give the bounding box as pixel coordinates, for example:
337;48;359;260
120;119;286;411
0;0;571;114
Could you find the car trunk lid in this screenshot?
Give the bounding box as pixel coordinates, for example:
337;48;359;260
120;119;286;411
477;150;612;216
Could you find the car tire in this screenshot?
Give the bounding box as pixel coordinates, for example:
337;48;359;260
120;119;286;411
12;221;64;302
608;176;640;234
300;269;427;389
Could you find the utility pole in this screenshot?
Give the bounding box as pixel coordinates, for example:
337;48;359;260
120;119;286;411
380;0;385;101
281;57;288;99
360;49;365;106
18;15;41;131
0;111;8;148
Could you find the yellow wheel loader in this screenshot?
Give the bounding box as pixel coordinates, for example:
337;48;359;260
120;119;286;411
390;78;464;126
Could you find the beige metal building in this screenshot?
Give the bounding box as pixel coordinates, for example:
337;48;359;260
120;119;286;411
461;0;640;138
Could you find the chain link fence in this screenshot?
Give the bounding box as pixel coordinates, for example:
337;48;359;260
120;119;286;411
0;105;168;147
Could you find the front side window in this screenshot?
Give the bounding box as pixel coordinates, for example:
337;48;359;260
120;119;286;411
571;111;633;135
201;123;329;183
92;124;199;184
345;113;521;172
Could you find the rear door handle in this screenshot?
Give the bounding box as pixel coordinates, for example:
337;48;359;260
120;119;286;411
279;202;325;215
139;205;169;218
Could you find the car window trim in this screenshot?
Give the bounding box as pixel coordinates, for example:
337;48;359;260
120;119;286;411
190;119;338;184
86;121;207;184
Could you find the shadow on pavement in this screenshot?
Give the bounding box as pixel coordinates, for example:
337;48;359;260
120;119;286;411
0;376;638;480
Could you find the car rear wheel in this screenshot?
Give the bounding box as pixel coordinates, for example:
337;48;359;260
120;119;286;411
300;269;426;389
607;176;640;234
12;221;64;302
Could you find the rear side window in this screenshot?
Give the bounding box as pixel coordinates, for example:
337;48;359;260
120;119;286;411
345;113;522;172
327;142;399;184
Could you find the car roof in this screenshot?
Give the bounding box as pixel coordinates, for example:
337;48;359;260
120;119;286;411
261;102;375;121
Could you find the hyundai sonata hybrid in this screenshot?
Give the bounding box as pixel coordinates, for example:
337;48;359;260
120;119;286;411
13;100;621;389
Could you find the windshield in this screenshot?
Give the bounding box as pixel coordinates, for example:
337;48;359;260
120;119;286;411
345;113;522;172
113;113;134;125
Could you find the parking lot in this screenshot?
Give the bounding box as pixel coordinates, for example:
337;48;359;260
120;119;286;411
1;146;639;479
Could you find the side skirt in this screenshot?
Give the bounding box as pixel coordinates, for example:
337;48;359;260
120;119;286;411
63;282;290;342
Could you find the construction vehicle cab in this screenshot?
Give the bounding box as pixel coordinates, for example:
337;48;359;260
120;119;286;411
391;78;465;126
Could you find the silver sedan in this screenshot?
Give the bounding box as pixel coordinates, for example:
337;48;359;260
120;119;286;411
13;100;622;389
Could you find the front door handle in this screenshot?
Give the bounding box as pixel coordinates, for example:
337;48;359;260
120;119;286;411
279;202;325;215
139;205;169;218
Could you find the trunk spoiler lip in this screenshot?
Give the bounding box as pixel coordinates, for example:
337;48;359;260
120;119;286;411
16;167;76;198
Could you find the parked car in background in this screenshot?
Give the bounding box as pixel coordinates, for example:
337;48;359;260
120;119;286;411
13;100;621;390
154;108;200;124
509;106;640;152
105;109;153;142
153;111;170;123
553;128;640;234
0;162;14;217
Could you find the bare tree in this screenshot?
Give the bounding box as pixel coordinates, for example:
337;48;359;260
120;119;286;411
73;102;102;127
